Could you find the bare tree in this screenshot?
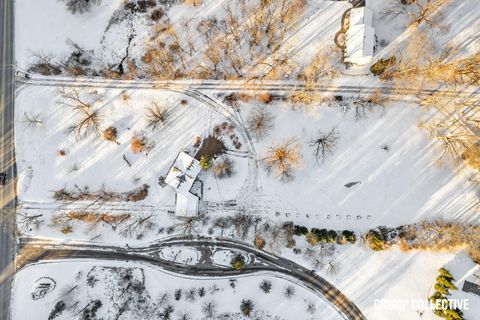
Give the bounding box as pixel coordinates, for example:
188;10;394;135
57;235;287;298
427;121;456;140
247;106;275;141
120;214;157;239
383;0;447;26
176;215;201;236
17;212;44;232
309;128;339;165
146;102;170;131
57;87;102;139
263;138;302;183
22;112;44;128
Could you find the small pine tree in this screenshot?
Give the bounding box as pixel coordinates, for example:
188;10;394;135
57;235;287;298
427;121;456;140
439;268;454;279
174;289;182;301
434;283;450;296
436;275;458;291
284;285;295;298
240;299;254;317
230;254;246;271
259;280;272;293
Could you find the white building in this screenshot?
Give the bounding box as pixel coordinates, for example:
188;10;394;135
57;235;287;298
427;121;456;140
344;7;375;66
165;152;202;217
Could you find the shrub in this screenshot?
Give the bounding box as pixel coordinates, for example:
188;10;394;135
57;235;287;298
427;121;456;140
61;226;73;234
61;0;101;14
306;232;318;246
365;229;387;251
462;145;480;171
200;156;212;170
370;56;397;77
340;230;357;244
150;8;165;21
294;225;309;236
254;234;266;250
258;92;273;104
311;228;337;243
230;254;246;271
212;156;234;178
131;136;146;153
102;126;117;142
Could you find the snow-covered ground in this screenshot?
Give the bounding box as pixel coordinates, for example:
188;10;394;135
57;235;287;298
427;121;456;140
15;86;478;236
12;1;480;320
281;239;480;320
12;260;343;320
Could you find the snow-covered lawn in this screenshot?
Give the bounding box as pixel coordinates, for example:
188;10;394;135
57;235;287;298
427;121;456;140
15;85;249;206
12;260;343;320
281;239;480;320
237;98;478;230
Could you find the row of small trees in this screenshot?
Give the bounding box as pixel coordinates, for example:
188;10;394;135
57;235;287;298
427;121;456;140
429;268;464;320
293;225;357;246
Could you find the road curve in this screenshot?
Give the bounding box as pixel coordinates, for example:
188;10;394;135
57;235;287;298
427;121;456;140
18;236;366;320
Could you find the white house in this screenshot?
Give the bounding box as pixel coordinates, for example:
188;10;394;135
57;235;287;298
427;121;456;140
344;7;375;66
165;152;202;217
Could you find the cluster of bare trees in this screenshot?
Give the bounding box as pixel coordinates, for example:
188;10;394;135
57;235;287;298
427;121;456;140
400;221;480;263
52;184;150;203
143;0;306;80
420;92;480;172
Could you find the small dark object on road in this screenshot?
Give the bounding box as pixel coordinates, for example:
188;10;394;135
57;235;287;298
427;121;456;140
344;181;361;188
381;144;390;152
0;172;7;185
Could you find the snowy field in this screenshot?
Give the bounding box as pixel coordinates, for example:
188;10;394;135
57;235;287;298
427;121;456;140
15;86;479;237
282;240;480;320
12;260;343;320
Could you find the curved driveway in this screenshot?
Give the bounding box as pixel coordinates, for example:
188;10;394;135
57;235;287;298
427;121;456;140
18;236;366;320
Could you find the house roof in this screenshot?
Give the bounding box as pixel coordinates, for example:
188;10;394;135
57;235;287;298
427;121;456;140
345;24;375;64
165;152;201;217
165;152;201;194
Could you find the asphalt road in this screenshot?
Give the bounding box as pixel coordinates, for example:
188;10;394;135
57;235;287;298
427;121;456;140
0;0;16;319
18;236;366;320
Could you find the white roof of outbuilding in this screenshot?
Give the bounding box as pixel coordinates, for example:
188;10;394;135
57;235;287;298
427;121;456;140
176;193;199;217
345;24;375;62
349;7;373;26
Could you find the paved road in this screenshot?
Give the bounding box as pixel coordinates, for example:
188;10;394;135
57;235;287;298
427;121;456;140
0;0;16;319
18;236;366;320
